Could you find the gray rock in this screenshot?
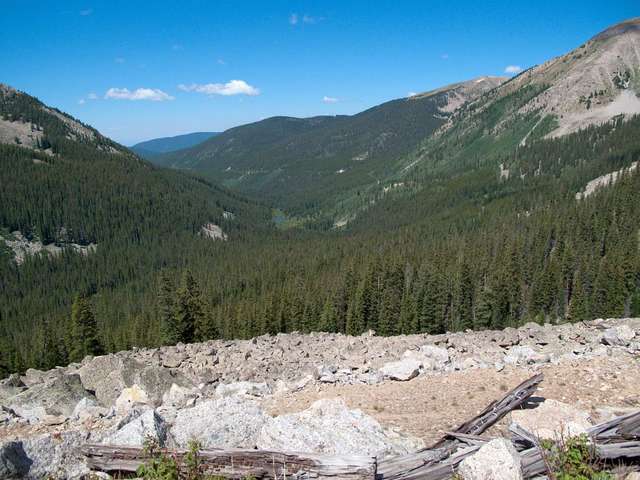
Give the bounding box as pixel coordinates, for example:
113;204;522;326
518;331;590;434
72;397;107;422
105;410;167;447
7;373;92;423
510;399;592;440
171;396;268;448
0;441;32;478
458;438;522;480
504;346;536;365
162;383;198;408
20;431;89;479
78;355;194;407
257;398;424;458
379;358;422;381
215;381;271;398
602;325;636;346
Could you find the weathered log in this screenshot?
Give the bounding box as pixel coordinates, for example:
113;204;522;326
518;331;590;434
81;444;376;480
378;373;544;480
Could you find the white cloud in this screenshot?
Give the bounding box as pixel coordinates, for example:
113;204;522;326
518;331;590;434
322;95;339;104
114;57;125;64
290;13;322;25
87;92;98;100
505;65;523;74
407;92;418;97
80;8;92;16
178;80;260;96
104;87;174;101
78;99;86;105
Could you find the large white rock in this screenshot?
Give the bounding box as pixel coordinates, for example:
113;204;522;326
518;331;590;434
379;358;422;381
171;396;269;448
510;399;592;440
162;383;198;409
257;398;424;458
602;325;636;346
403;345;450;371
115;384;150;413
215;381;271;398
504;346;536;365
105;410;167;447
458;438;522;480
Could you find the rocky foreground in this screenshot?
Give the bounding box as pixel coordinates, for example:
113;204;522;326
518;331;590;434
0;318;639;479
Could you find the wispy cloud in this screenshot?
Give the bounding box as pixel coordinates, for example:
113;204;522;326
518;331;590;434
217;58;226;65
504;65;523;74
172;44;183;51
78;92;98;105
441;53;449;60
114;57;125;64
290;13;323;25
104;87;174;101
322;95;339;104
80;8;93;16
178;80;260;96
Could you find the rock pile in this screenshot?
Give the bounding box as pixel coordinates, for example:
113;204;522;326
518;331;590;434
0;317;638;479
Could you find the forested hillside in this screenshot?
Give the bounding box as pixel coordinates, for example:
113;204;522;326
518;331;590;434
0;86;272;373
1;18;640;376
155;78;504;224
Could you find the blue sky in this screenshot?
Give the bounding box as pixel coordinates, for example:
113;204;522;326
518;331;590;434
2;1;637;145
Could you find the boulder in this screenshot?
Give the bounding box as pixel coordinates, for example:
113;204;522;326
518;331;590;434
510;399;592;440
162;383;198;408
379;358;422;381
257;398;424;458
403;345;449;371
20;431;89;479
115;384;150;413
78;355;193;407
171;396;269;448
504;346;536;365
72;397;108;422
601;325;636;346
0;441;32;478
458;438;522;480
105;410;167;447
6;373;92;423
215;381;271;398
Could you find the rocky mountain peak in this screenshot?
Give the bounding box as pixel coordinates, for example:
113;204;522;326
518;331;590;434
592;17;640;42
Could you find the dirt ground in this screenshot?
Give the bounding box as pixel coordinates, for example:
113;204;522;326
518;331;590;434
265;354;640;445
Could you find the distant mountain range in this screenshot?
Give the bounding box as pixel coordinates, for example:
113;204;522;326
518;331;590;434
130;131;219;159
150;17;640;226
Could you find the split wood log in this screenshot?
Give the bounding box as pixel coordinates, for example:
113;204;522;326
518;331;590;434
378;373;544;480
81;444;376;480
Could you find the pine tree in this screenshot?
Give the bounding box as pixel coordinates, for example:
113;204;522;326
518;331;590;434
174;270;207;343
319;296;337;332
158;271;179;345
69;295;102;362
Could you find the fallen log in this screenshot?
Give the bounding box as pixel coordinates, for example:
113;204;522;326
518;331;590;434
81;444;377;480
378;373;544;480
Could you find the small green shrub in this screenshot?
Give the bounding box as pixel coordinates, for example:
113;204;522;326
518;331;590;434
540;435;613;480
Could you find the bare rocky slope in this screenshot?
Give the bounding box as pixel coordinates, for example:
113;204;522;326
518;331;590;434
1;317;639;478
451;17;640;141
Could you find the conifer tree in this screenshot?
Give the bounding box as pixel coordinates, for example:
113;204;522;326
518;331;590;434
69;295;102;362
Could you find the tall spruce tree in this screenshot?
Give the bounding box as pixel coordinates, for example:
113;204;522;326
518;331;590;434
69;296;102;362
